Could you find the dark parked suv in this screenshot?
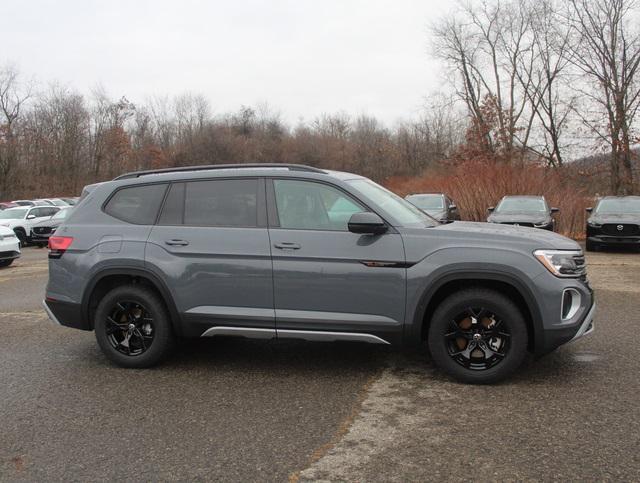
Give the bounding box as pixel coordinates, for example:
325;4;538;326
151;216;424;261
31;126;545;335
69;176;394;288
405;193;461;223
43;164;595;383
586;196;640;251
487;195;558;230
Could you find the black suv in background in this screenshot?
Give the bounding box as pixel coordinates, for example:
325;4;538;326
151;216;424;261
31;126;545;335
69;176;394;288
404;193;460;223
487;195;558;231
586;196;640;251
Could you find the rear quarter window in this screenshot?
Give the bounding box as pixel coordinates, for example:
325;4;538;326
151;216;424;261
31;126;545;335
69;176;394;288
104;184;168;225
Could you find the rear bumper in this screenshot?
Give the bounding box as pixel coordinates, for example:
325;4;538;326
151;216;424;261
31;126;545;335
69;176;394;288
540;301;596;354
42;298;91;331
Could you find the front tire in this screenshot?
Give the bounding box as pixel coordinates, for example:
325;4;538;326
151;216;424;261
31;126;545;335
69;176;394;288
585;239;597;252
14;228;26;247
94;285;174;368
0;259;14;268
427;288;528;384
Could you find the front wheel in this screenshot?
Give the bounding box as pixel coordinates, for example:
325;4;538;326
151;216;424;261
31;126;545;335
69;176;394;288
94;285;174;368
428;288;528;384
0;259;14;268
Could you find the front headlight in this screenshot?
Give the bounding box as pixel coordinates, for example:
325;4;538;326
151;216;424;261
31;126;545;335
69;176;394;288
533;221;551;228
534;249;586;278
587;221;602;228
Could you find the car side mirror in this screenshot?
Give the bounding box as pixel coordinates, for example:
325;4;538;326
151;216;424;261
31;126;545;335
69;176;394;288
487;207;495;212
586;207;593;213
551;207;559;213
348;212;388;235
26;214;36;220
449;204;457;210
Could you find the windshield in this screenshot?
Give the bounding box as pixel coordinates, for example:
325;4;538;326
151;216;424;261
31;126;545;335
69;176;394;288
52;208;71;220
0;209;27;219
595;198;640;214
495;197;547;213
406;194;444;211
348;179;438;227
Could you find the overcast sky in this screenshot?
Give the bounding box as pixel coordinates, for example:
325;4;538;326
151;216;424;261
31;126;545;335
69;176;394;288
2;0;453;124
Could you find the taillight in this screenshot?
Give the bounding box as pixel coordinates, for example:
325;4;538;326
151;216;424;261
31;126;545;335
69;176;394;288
48;236;73;258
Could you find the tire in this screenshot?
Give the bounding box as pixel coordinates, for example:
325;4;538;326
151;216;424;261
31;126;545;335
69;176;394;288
0;259;14;268
14;228;26;247
585;240;597;252
94;285;174;368
427;288;528;384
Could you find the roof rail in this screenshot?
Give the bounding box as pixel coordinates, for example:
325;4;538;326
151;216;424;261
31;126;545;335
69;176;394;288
114;163;325;180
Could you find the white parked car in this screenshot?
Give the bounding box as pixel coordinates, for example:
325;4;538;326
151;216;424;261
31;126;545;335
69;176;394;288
0;225;20;267
0;206;60;245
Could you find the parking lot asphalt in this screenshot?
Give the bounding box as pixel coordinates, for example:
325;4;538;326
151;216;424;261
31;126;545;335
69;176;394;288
1;246;639;481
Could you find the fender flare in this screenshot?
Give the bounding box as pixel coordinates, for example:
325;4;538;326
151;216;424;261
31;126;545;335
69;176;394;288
81;267;183;336
406;269;544;352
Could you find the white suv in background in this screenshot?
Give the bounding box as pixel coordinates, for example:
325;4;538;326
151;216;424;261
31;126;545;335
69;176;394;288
0;226;20;267
0;206;60;245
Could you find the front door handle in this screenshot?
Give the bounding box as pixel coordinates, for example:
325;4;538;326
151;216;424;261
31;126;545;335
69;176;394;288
274;242;301;250
165;239;189;246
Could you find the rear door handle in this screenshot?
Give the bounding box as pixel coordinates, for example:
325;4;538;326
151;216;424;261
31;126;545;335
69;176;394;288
165;239;189;246
274;242;301;250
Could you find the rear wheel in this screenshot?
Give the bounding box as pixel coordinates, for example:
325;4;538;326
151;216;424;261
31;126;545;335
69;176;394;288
94;285;174;368
428;288;528;384
14;228;26;247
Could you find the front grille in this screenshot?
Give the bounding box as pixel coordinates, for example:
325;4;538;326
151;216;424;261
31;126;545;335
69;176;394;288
33;227;53;235
601;223;639;236
502;222;534;227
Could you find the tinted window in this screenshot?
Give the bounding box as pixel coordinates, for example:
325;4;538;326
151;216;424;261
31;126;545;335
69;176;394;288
105;184;167;224
182;179;258;227
273;179;365;231
158;182;185;225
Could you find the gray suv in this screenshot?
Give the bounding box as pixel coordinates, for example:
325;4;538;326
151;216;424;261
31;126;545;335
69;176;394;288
43;164;595;383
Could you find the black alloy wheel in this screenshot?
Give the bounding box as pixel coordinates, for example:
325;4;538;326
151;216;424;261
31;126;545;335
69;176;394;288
445;307;510;371
105;300;155;356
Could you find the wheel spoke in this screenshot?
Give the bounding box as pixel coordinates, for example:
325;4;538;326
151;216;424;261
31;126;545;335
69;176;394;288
105;301;154;356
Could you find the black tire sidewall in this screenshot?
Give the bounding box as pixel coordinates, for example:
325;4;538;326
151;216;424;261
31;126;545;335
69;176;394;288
94;285;173;368
428;289;528;384
0;259;13;268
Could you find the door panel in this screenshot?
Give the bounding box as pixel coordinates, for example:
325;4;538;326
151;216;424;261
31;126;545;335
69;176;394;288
145;178;274;334
268;179;406;342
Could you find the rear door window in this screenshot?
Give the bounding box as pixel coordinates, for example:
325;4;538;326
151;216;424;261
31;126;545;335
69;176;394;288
104;184;168;225
158;179;259;228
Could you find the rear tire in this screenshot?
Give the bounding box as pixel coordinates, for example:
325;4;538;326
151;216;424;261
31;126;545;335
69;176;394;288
427;288;528;384
94;285;174;368
14;228;26;247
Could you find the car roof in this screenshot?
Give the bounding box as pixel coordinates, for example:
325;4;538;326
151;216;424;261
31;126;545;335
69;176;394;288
598;195;640;200
105;164;364;188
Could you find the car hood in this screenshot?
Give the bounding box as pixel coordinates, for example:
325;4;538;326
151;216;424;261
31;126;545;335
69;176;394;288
588;213;640;224
399;221;579;262
0;218;22;227
422;209;447;220
33;218;61;228
487;212;551;224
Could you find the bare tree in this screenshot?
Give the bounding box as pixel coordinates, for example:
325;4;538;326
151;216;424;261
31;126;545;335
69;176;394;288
566;0;640;193
431;0;537;160
0;64;32;198
516;0;575;166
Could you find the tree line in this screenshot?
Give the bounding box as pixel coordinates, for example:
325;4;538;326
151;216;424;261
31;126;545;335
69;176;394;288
0;0;638;200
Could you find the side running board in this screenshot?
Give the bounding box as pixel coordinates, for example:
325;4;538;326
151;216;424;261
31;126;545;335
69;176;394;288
200;326;389;345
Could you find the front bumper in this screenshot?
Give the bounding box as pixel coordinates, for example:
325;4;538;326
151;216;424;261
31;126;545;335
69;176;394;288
588;235;640;246
540;301;596;354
